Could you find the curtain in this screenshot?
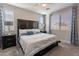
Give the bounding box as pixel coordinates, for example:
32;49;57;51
38;15;46;31
0;8;2;48
71;5;78;45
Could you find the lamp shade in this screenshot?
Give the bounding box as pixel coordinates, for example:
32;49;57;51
4;21;13;25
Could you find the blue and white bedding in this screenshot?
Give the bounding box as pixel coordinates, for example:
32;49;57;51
19;29;57;56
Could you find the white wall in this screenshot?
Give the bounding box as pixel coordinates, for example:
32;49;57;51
45;14;50;33
1;4;41;34
3;4;40;21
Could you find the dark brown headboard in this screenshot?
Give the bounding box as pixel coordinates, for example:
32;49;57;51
17;19;38;38
17;19;38;29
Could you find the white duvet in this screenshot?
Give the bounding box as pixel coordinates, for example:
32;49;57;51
19;33;57;56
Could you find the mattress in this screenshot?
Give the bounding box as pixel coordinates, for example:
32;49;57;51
19;33;57;56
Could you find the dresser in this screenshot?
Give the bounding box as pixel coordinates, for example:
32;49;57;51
2;35;16;49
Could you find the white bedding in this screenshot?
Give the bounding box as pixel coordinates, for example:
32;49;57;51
19;33;57;56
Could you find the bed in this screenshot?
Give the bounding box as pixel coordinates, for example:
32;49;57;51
17;19;60;56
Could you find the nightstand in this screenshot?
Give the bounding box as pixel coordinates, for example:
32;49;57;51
2;35;16;49
40;31;47;33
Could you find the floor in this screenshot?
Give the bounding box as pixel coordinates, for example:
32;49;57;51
44;42;79;56
0;45;23;56
0;42;79;56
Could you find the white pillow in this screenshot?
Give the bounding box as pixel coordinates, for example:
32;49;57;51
19;29;40;36
32;29;40;34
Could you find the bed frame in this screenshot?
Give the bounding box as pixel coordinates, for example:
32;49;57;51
34;41;60;56
17;19;61;56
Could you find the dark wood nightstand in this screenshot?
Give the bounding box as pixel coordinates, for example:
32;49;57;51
2;35;16;49
40;31;47;33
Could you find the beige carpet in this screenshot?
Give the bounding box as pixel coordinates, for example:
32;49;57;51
44;42;79;56
0;42;79;56
0;46;23;56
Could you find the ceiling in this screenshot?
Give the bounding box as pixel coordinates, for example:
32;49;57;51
8;3;74;14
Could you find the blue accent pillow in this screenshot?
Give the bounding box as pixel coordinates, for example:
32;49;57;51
21;31;34;35
27;31;34;35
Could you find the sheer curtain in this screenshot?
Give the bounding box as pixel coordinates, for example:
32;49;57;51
50;7;72;43
38;15;46;31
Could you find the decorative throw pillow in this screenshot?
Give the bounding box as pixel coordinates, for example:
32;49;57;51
27;31;34;35
21;31;34;35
